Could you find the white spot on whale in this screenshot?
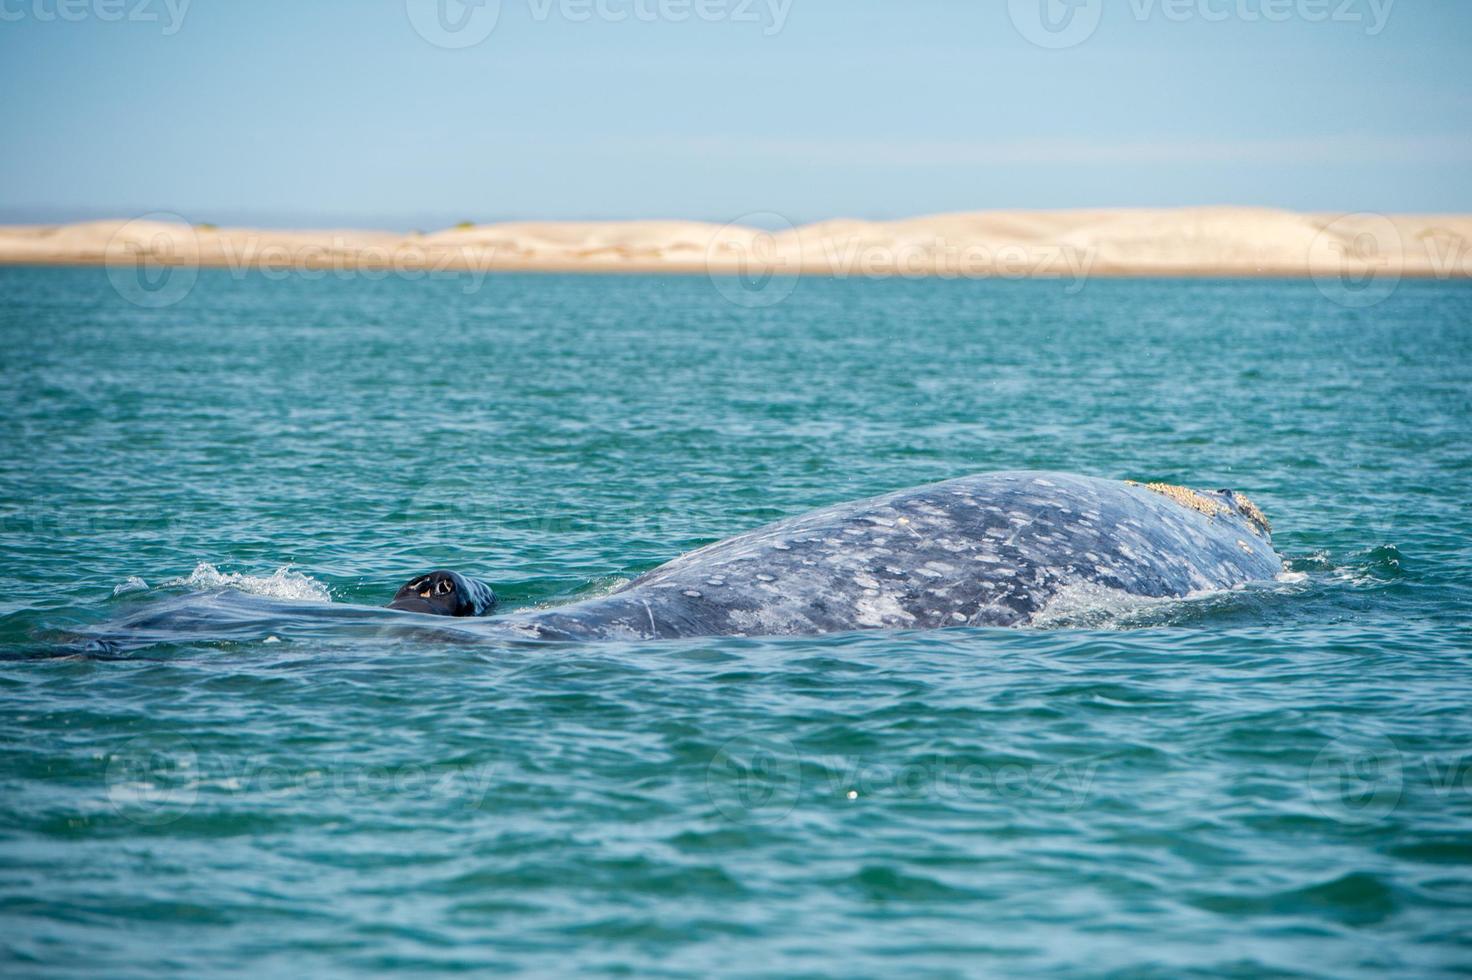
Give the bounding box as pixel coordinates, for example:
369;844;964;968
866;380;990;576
855;592;914;628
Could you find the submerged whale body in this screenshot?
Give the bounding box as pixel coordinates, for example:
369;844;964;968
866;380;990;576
465;471;1281;640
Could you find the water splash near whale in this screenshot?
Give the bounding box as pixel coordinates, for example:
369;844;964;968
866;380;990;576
163;563;332;603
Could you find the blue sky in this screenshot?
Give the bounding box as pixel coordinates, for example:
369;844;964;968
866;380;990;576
1;0;1469;228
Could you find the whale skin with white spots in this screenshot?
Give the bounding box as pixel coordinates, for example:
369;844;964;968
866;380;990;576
496;471;1282;640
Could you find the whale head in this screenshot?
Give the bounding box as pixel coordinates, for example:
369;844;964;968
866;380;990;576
388;570;497;617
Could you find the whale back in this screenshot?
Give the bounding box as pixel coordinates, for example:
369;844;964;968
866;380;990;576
497;472;1281;640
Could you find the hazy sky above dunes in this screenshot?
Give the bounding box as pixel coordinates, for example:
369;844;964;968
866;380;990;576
2;0;1469;227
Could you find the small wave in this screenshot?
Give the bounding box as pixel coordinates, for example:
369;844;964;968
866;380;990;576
1322;544;1406;587
1287;550;1335;573
1359;544;1405;579
111;576;149;597
164;563;332;603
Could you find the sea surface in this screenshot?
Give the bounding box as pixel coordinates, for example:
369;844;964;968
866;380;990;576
1;266;1470;976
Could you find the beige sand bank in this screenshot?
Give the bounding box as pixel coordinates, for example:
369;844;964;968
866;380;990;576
1;208;1469;281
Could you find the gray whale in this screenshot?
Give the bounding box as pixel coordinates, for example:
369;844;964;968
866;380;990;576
479;471;1281;640
78;472;1283;654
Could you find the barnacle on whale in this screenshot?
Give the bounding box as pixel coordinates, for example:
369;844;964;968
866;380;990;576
1125;480;1272;536
1126;480;1229;518
1230;492;1272;535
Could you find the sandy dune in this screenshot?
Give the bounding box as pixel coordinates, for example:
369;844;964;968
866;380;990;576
1;208;1468;281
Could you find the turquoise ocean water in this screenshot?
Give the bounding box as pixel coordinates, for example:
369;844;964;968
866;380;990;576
1;266;1470;975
